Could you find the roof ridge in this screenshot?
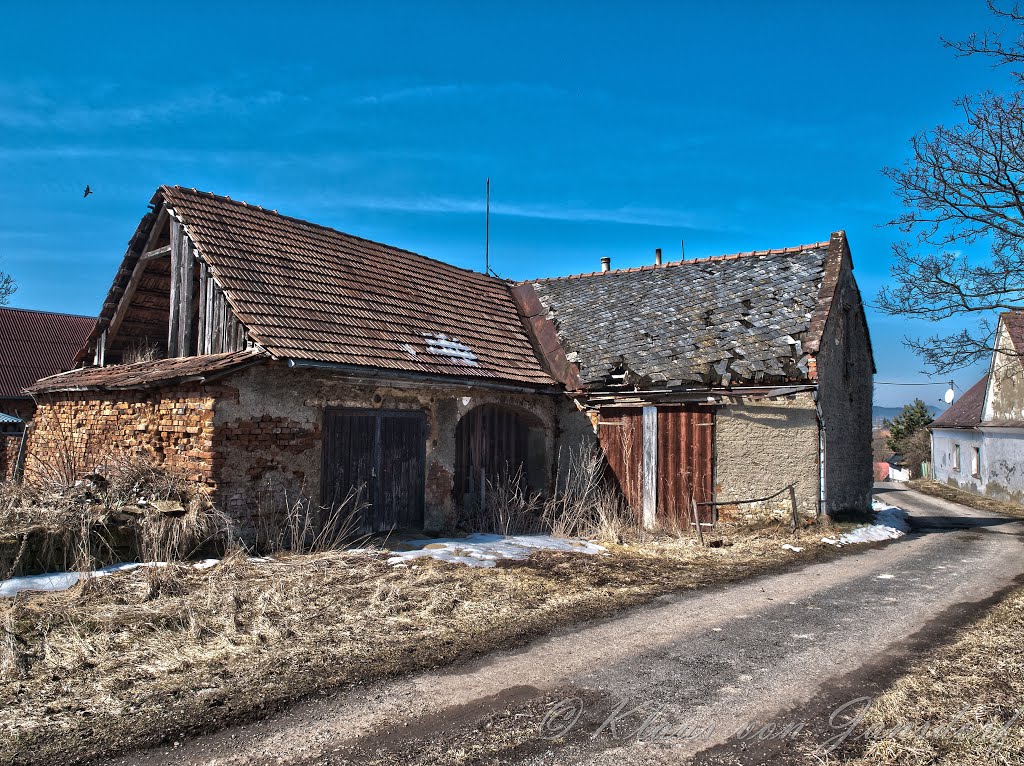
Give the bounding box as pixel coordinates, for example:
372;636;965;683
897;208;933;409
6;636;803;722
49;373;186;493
161;185;507;287
520;240;832;284
0;306;97;320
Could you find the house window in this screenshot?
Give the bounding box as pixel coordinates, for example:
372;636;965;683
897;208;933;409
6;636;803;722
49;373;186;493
952;444;960;471
971;447;981;478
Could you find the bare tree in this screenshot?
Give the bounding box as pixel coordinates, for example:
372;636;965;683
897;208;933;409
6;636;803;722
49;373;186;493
0;269;13;306
879;3;1024;372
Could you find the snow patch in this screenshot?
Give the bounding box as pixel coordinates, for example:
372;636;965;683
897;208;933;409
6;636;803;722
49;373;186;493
2;558;221;598
781;543;804;553
821;501;911;547
387;533;605;568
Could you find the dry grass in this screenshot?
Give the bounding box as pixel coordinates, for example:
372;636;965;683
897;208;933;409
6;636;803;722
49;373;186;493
0;519;845;766
907;479;1024;520
838;585;1024;766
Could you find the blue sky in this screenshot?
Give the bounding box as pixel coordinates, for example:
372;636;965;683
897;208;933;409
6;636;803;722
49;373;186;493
0;1;1009;406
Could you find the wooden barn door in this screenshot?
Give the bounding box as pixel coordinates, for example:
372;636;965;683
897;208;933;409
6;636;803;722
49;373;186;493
656;407;714;525
454;404;530;508
322;408;425;533
597;408;644;516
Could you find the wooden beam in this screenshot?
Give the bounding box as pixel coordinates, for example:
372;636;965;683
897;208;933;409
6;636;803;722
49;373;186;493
197;263;208;354
139;244;172;261
176;239;195;356
642;405;658;530
168;220;185;356
104;208;168;352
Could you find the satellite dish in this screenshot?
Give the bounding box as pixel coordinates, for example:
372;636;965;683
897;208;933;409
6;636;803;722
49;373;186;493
944;387;955;404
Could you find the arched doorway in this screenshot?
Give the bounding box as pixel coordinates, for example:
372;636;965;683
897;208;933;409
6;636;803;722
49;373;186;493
454;404;546;509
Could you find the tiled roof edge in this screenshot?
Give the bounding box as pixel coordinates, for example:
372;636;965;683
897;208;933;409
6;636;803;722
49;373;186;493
518;239;832;285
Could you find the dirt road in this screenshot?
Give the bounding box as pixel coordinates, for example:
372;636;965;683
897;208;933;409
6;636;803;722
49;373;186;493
104;485;1024;765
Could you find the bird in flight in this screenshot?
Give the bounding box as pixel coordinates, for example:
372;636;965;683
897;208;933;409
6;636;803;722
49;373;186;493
83;185;93;198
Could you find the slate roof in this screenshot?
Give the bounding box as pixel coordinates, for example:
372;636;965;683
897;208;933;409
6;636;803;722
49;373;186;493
930;375;988;429
0;307;96;398
88;187;552;387
28;350;265;393
524;236;843;388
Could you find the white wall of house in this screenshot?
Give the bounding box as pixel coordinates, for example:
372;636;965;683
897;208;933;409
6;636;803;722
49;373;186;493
931;427;1024;502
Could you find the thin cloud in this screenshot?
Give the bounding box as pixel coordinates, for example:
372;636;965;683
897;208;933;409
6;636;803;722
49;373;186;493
317;192;713;229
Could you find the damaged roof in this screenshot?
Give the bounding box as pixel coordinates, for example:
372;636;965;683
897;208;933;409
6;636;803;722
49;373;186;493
0;307;96;399
134;187;552;386
28;350;265;393
524;235;844;388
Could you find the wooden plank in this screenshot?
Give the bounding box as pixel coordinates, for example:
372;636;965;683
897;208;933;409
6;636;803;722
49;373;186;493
197;263;208;354
597;408;642;515
177;239;195;356
139;244;172;261
202;275;214;354
642;405;658;530
167;220;184;357
93;329;106;367
210;287;223;354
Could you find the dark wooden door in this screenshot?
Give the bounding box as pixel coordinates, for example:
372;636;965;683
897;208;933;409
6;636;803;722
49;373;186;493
656;407;714;525
322;408;425;533
454;405;530;507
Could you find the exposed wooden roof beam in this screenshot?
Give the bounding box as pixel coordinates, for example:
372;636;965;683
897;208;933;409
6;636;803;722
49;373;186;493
104;208;168;355
140;244;172;261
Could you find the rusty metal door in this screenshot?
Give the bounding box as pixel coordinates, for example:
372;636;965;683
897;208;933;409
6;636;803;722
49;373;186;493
657;407;714;525
322;408;425;533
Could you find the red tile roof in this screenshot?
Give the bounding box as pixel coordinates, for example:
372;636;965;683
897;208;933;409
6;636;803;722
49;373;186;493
28;350;264;393
154;187;553;386
930;375;988;429
0;307;95;398
1000;311;1024;354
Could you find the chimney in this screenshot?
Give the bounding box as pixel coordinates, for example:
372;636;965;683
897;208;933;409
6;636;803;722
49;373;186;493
600;256;611;272
655;248;662;266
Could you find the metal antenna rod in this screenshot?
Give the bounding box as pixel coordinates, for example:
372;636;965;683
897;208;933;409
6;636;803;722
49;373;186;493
485;177;490;275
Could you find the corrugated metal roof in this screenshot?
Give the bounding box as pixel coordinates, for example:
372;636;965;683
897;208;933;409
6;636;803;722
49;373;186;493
29;350;265;393
136;187;552;386
0;411;23;424
526;240;839;388
0;307;96;398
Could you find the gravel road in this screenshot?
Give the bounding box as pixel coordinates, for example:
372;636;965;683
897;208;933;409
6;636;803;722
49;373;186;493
103;485;1024;765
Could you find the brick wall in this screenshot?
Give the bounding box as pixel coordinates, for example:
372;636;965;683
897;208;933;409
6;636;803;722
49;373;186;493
24;388;217;488
714;393;821;518
1;431;23;481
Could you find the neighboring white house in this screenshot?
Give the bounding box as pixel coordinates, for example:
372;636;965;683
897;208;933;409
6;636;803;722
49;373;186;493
930;312;1024;503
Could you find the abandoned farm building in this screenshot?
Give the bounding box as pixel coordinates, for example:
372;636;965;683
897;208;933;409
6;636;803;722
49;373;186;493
0;306;95;481
23;186;875;536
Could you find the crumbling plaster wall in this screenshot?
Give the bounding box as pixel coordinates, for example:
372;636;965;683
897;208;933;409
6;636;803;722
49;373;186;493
985;323;1024;421
815;259;875;515
933;427;1024;503
714;393;821;518
212;362;563;532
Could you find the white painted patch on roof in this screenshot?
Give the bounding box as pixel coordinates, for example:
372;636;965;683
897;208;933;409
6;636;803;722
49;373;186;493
422;333;479;366
386;533;605;568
